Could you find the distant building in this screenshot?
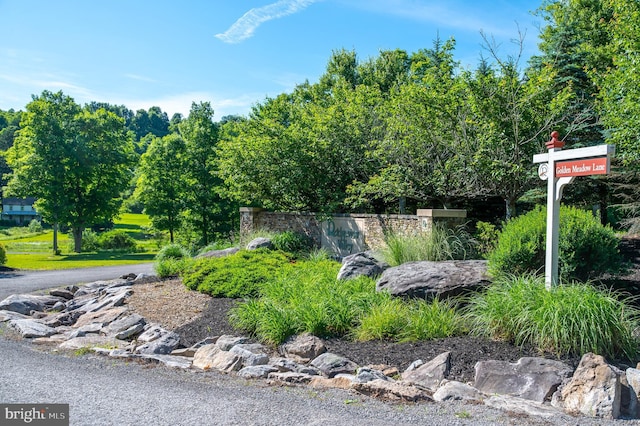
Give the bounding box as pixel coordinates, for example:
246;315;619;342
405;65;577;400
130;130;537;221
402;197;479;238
1;197;41;224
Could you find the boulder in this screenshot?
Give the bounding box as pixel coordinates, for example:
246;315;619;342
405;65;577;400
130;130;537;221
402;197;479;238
135;326;180;355
474;357;573;403
0;294;62;315
402;352;450;391
246;238;273;250
104;314;146;338
229;345;269;367
337;252;388;281
216;335;250;351
267;372;315;385
280;333;326;363
375;260;490;299
310;352;358;378
354;367;392;384
193;344;222;370
196;247;240;259
552;352;622;419
49;289;75;300
626;368;640;418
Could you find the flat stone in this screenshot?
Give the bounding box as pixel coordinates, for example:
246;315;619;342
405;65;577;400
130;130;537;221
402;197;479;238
135;330;180;355
238;365;278;379
474;357;573;403
49;289;75;300
8;319;57;338
114;324;145;340
352;379;432;402
309;376;353;390
310;352;358;378
139;354;192;369
59;335;127;351
104;314;146;336
0;310;31;322
433;380;485;402
267;372;314;385
73;307;128;328
486;394;569;420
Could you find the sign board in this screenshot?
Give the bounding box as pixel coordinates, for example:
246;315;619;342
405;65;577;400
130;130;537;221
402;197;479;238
533;132;615;290
555;156;609;177
321;217;365;257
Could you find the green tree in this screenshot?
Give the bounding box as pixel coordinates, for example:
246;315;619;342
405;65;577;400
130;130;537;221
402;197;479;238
135;134;187;243
180;102;235;245
5;91;135;253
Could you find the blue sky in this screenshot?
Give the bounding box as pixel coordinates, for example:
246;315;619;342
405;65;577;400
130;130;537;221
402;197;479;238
0;0;543;119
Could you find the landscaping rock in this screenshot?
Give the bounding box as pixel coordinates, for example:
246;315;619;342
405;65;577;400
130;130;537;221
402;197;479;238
626;368;640;418
375;260;490;299
267;371;315;385
73;307;128;328
433;380;484;402
280;333;326;363
309;376;353;390
0;310;31;322
238;365;278;379
354;367;392;384
402;352;450;391
246;237;273;250
310;352;358;378
196;247;240;259
352;379;432;402
552;352;622;419
8;319;57;338
0;294;61;315
337;252;388;281
474;357;573;403
207;350;244;373
216;335;250;351
104;314;146;337
49;289;75;300
58;335;127;351
139;354;192;369
193;344;222;370
485;394;569;420
135;327;180;355
229;345;269;366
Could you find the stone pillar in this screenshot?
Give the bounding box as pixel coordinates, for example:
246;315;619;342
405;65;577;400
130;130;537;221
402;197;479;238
239;207;263;238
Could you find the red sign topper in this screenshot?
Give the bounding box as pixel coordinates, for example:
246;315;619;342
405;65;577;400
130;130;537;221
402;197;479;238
555;157;609;178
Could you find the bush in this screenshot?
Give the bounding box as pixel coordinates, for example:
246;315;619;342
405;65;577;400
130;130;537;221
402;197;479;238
0;243;6;265
488;205;623;281
28;219;43;233
154;257;194;278
98;230;138;252
156;243;191;262
378;223;473;266
474;221;499;258
182;249;294;298
271;231;311;254
79;229;100;252
464;274;640;359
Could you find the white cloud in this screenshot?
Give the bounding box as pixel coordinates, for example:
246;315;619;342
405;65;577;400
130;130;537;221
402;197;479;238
216;0;321;44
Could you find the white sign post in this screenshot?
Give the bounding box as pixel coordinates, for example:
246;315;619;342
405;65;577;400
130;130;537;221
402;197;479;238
532;131;615;290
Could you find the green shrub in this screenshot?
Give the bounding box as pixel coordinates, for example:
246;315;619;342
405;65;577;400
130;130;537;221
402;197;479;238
271;231;311;254
154;257;194;278
488;205;623;281
464;274;640;359
474;221;499;258
182;249;293;298
79;229;100;252
98;230;138;252
0;243;7;265
378;223;473;266
156;243;191;261
28;219;43;233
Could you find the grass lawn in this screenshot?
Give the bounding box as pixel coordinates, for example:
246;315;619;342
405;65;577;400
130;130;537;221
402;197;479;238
1;213;159;270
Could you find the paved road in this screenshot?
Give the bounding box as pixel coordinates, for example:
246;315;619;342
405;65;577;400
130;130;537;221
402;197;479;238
0;263;154;300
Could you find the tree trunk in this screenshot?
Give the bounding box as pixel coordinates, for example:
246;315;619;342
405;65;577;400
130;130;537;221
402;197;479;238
169;228;174;244
52;223;59;255
72;227;84;253
505;198;517;221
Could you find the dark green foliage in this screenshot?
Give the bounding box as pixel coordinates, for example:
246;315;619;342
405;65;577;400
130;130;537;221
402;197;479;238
182;249;293;298
79;230;100;252
97;230;138;252
488;206;623;281
271;231;311;254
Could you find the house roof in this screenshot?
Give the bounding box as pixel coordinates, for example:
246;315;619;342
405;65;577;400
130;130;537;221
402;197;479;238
1;197;36;206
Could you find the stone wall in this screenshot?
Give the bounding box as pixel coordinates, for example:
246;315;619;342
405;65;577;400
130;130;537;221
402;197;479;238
240;208;466;257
